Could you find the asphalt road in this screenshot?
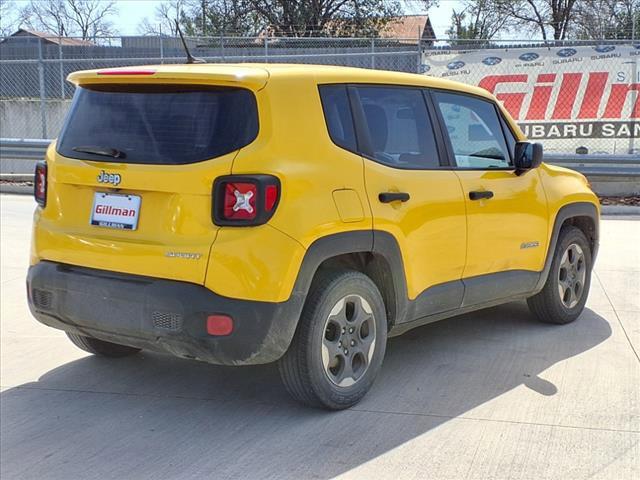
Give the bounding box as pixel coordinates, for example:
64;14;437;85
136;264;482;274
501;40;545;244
1;194;639;480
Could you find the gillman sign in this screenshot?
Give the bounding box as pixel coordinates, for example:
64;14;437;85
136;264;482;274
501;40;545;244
422;45;639;154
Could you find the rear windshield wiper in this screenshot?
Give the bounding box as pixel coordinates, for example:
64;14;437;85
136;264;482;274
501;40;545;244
72;146;126;159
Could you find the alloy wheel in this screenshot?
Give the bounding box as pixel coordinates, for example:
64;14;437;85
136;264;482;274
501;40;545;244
558;243;586;309
321;295;376;387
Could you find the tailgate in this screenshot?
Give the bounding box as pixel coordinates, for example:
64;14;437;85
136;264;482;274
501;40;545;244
35;147;233;284
33;76;261;285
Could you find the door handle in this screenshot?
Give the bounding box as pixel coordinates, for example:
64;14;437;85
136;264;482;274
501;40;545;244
469;190;494;201
379;192;410;203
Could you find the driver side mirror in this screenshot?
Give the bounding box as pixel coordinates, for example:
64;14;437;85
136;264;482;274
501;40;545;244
514;142;543;175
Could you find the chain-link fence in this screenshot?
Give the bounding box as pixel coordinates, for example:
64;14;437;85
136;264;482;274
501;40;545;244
0;34;637;155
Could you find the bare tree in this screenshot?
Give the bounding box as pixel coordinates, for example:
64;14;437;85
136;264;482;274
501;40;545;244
0;0;19;36
573;0;639;39
447;0;513;41
19;0;117;39
66;0;117;38
496;0;580;40
138;0;188;36
405;0;439;9
19;0;68;36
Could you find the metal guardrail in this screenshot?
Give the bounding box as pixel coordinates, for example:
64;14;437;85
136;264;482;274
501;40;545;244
0;138;50;162
543;153;640;177
1;138;640;179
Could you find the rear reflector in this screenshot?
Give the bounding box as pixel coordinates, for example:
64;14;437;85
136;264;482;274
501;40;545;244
97;69;156;76
34;162;47;207
265;184;278;212
207;315;234;336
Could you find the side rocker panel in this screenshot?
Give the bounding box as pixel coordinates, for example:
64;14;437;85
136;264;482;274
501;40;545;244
388;202;599;337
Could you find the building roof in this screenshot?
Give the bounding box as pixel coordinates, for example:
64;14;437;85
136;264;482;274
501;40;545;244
6;29;95;46
380;15;435;40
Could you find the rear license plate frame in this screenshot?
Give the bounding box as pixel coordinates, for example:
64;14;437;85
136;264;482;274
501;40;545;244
90;192;141;230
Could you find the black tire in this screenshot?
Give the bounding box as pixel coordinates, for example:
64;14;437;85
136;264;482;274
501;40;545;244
278;270;387;410
66;333;142;357
527;225;592;324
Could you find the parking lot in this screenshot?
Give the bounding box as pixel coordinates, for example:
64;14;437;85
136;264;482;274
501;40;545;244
1;193;638;479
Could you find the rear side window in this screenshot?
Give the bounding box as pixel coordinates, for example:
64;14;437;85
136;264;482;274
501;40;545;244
57;85;258;165
355;86;440;169
319;85;357;152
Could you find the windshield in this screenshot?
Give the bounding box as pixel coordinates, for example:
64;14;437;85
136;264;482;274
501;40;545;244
57;84;258;165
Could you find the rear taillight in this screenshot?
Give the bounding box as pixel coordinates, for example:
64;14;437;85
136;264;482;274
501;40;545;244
34;162;47;207
213;175;280;226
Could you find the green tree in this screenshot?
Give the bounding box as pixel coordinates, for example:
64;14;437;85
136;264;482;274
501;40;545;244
446;0;513;43
175;0;403;37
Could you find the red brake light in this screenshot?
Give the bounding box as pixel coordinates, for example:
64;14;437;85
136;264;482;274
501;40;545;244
213;175;280;226
97;69;156;76
34;162;47;207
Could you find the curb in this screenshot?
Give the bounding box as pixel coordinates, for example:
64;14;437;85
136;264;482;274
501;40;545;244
600;205;640;216
0;184;32;195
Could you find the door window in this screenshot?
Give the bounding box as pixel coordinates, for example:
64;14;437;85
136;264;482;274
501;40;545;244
433;92;511;169
356;86;440;169
499;114;517;161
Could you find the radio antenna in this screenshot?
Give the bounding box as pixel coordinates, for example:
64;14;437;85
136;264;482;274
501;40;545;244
175;20;205;64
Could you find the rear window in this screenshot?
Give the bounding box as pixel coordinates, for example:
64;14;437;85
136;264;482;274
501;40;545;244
57;84;258;165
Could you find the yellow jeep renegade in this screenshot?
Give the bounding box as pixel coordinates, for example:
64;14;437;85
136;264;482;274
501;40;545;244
27;64;599;409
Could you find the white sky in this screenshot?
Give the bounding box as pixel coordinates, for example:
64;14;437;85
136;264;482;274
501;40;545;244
7;0;464;37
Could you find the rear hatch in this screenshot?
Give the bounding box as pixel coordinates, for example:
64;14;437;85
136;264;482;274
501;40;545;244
37;66;266;284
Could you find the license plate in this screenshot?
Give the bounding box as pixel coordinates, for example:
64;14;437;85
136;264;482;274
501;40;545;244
91;192;141;230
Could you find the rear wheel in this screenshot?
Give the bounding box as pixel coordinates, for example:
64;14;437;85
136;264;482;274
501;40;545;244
527;226;592;324
278;270;387;410
66;333;141;357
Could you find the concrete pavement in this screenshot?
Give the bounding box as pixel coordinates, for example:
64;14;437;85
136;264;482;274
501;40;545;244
1;194;638;480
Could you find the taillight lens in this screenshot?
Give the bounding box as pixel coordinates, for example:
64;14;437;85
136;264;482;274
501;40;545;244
223;182;257;220
34;162;47;207
213;175;280;226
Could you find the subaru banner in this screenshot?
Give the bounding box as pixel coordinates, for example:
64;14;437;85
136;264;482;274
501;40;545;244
422;45;639;154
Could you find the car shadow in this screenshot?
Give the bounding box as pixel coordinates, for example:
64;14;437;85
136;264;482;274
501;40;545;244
0;302;612;479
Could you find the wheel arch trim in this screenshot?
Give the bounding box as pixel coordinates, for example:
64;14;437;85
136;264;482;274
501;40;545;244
534;201;599;293
291;230;409;327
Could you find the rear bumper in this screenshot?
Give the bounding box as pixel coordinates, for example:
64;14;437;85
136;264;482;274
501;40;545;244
27;261;304;365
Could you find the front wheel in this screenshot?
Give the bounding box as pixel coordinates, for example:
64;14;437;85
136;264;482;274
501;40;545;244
278;270;387;410
527;226;592;324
